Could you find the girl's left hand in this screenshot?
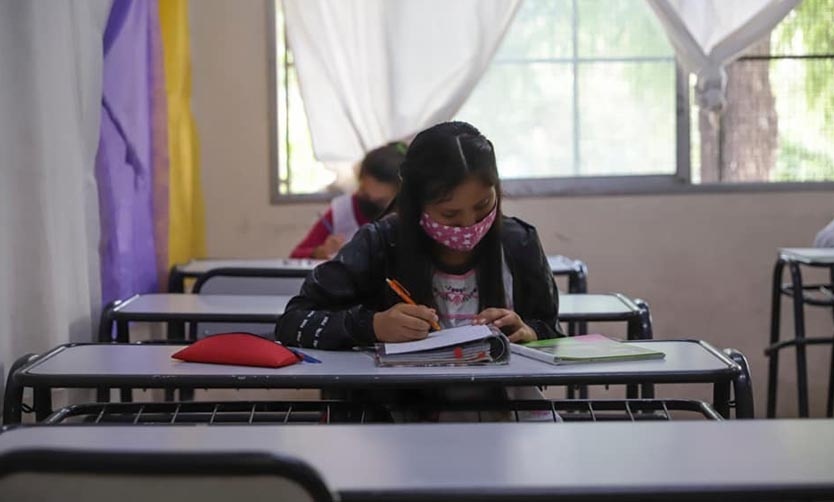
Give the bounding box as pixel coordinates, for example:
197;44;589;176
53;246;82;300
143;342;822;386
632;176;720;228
474;308;537;343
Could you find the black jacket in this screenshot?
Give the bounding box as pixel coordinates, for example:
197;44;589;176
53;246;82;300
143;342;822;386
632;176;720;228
275;214;562;349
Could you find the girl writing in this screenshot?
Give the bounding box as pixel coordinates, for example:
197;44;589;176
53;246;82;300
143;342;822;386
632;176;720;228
277;121;561;349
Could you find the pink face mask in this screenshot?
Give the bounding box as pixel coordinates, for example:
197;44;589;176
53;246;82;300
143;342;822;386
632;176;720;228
420;204;498;252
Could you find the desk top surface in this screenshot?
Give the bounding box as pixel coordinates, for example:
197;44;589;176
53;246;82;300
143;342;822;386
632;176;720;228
112;294;292;317
558;294;639;318
109;293;637;323
177;258;323;274
1;420;832;497
21;340;736;387
179;255;582;275
780;247;834;264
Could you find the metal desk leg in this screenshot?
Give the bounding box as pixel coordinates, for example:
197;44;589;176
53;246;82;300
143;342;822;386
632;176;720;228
116;320;130;343
97;302;117;343
631;300;655;399
120;388;133;402
566;322;585;395
168;320;186;341
624;319;640;399
636;384;654;399
626;318;641;341
33;386;52;422
828;337;834;417
624;315;643;398
825;266;834;418
96;387;110;403
789;261;810;417
166;321;191;402
568;265;588;335
713;381;732;419
114;319;133;403
3;353;37;424
563;299;588;399
767;258;785;418
725;348;755;419
168;266;185;293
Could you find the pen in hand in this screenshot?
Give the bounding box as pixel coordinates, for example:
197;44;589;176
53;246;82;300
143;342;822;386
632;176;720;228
314;213;344;260
319;212;334;234
385;278;443;332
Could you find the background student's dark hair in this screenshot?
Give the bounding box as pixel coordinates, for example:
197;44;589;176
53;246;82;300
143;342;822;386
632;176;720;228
395;121;505;310
358;141;407;185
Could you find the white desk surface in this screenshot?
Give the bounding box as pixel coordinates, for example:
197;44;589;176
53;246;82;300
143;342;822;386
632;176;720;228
21;340;736;387
177;258;323;274
558;294;638;318
112;294;292;317
779;247;834;264
110;293;633;323
1;420;832;499
180;256;579;275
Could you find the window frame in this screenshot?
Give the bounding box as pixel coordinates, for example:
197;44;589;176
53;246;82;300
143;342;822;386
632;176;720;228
268;0;339;203
268;1;834;203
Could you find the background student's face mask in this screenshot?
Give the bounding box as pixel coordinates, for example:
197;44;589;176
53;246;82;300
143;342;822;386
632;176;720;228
356;195;386;220
420;204;498;252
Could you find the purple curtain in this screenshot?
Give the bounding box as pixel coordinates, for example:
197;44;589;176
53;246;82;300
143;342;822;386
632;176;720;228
95;0;165;306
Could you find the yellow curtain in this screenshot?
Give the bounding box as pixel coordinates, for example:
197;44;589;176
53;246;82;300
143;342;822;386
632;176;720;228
159;0;206;267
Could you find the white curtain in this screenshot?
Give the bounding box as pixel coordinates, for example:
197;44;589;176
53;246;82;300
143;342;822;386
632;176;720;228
283;0;521;163
0;0;111;407
647;0;799;111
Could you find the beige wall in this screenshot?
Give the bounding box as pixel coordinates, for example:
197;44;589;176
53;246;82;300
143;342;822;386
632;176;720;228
191;0;834;417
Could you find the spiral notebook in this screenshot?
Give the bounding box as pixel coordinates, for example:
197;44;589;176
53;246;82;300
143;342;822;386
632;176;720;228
375;324;510;367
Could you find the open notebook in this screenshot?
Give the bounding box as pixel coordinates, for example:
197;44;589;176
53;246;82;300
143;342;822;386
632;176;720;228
510;334;665;365
375;324;510;367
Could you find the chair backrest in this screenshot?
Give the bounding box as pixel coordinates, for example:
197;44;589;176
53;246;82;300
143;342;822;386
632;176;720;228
0;448;333;502
191;267;306;338
193;268;307;296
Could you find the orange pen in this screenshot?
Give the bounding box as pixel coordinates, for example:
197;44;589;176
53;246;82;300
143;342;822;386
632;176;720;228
385;278;443;332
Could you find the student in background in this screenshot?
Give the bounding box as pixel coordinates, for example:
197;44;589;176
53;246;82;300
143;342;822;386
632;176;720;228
290;142;406;259
814;217;834;248
277;121;561;350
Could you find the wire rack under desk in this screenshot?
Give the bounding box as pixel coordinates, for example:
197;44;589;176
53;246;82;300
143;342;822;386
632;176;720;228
42;398;723;425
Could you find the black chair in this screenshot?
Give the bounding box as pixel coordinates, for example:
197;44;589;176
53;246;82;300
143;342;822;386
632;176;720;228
550;255;590;335
766;249;834;417
189;267;306;340
548;254;589;294
181;267;306;402
0;448;333;502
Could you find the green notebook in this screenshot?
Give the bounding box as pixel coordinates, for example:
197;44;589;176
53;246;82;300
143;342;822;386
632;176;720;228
510;334;665;365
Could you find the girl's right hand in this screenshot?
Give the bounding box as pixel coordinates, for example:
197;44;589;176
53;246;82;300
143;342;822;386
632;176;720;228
373;303;438;343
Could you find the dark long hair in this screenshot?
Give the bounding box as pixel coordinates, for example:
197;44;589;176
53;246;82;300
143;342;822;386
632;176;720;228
358;141;407;185
395;121;505;310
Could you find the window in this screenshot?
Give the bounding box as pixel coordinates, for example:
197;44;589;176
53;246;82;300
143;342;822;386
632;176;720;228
690;0;834;184
273;2;333;197
456;0;677;181
271;0;834;199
